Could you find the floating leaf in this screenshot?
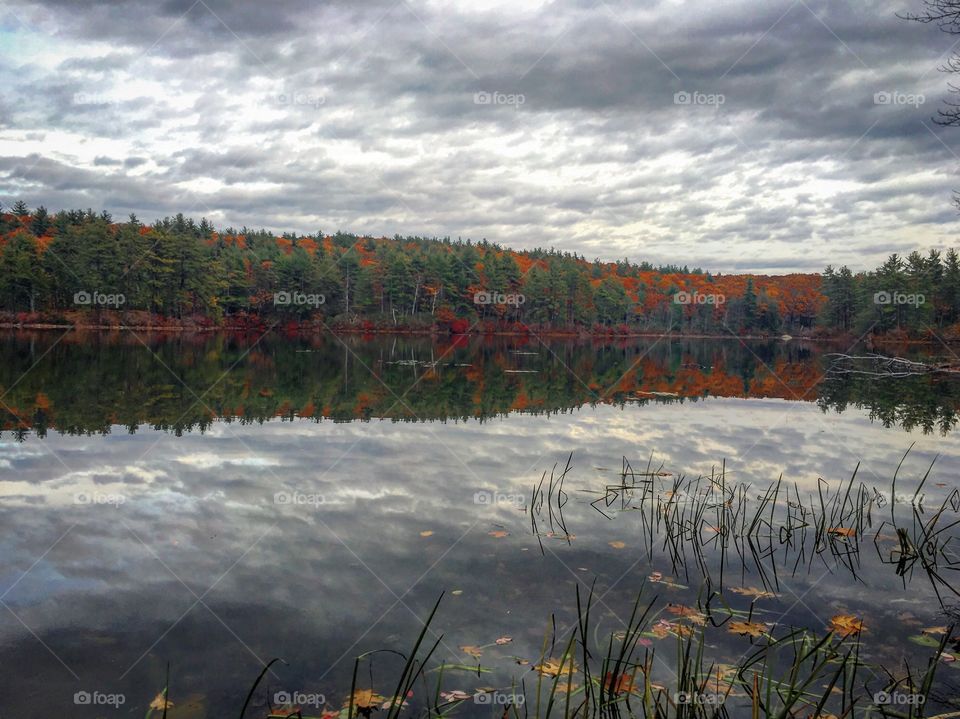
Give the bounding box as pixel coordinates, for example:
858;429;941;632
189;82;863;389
344;689;384;709
534;657;578;677
419;530;434;537
451;589;463;595
922;626;949;635
461;645;484;658
910;634;941;648
666;604;705;623
828;615;865;638
149;693;173;710
730;586;777;600
602;672;639;695
488;530;509;538
728;621;767;637
440;690;472;702
827;527;856;537
608;540;626;549
495;636;513;645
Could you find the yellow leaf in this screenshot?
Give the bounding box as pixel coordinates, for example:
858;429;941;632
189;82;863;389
534;657;578;677
730;586;777;599
149;693;173;710
728;621;767;637
608;540;626;549
461;645;484;658
420;530;434;537
828;615;865;638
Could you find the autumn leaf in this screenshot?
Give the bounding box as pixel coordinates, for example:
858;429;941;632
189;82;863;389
419;530;434;537
461;645;484;658
535;657;578;677
828;615;865;638
488;530;509;538
602;672;639;695
440;690;472;702
922;626;948;635
495;636;513;645
666;604;705;624
344;689;384;709
730;586;777;599
608;540;626;549
827;527;856;537
728;621;767;637
149;693;173;710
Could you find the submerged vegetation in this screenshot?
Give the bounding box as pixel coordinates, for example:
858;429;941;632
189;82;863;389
2;205;958;340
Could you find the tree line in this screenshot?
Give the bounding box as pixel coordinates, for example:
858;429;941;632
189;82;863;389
0;203;951;338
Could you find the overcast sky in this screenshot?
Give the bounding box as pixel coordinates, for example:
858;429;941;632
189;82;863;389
2;0;959;272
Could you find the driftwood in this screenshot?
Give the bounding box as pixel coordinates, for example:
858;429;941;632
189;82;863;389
825;353;960;378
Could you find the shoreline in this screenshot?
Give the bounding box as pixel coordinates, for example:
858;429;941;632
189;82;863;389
0;321;947;344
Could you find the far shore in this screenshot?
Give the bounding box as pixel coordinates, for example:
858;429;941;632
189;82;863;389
0;321;949;345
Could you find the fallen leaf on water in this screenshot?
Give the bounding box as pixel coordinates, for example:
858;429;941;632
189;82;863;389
488;530;509;538
344;689;384;709
608;540;626;549
516;659;530;665
495;636;513;645
149;693;173;710
451;589;463;595
666;604;703;620
603;672;635;694
942;653;957;663
730;586;778;600
828;615;865;638
827;527;856;537
420;530;434;537
440;690;472;702
650;620;672;639
648;571;663;582
461;645;484;658
922;626;949;635
728;621;767;638
535;657;578;677
554;681;579;693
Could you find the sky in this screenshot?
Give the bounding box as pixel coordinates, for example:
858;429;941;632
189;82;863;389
1;0;959;273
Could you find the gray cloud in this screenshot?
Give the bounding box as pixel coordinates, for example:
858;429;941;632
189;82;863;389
2;0;960;271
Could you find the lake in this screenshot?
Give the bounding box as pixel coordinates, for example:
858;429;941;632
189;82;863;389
1;331;959;718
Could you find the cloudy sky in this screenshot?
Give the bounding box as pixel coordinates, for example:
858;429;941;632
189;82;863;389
1;0;959;272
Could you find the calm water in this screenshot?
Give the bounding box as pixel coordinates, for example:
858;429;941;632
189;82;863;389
1;331;959;717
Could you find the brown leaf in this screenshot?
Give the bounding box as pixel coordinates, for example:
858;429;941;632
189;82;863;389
730;586;777;599
495;636;513;645
728;621;767;637
419;530;434;537
488;530;509;538
608;540;626;549
828;615;865;638
461;645;484;658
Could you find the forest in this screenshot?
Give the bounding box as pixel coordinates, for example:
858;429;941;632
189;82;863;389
0;202;956;339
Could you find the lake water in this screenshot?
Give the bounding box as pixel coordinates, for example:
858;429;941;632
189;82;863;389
1;331;959;717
